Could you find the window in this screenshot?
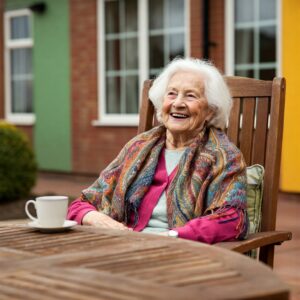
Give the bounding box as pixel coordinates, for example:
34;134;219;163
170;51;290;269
4;9;34;125
226;0;279;79
148;0;186;78
95;0;188;126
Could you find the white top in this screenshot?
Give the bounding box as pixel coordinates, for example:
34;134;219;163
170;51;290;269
142;149;185;233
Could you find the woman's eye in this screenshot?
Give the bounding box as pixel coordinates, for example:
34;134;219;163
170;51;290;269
187;94;196;99
168;92;177;97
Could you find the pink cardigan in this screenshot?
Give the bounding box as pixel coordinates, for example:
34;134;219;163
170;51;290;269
68;151;244;244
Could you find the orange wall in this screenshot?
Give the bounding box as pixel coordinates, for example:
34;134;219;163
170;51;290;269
280;0;300;192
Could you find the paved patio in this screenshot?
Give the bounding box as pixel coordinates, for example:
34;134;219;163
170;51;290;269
3;172;300;299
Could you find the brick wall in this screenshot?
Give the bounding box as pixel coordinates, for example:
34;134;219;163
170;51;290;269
70;0;137;175
190;0;203;58
190;0;225;71
209;0;225;72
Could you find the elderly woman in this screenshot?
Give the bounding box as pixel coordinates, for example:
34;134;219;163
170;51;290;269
68;58;248;243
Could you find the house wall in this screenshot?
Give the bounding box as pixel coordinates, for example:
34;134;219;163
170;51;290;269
70;0;218;175
5;0;72;171
2;0;227;176
209;0;225;71
281;0;300;192
70;0;137;175
33;0;71;172
190;0;203;58
189;0;225;71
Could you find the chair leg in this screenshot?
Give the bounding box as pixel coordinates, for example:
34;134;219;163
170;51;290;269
259;245;275;268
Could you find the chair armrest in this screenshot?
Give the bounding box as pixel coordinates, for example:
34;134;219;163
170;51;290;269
215;231;292;253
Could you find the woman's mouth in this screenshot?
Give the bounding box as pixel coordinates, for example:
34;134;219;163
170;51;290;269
170;113;189;119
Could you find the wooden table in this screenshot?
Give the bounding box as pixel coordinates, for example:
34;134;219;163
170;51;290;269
0;223;289;300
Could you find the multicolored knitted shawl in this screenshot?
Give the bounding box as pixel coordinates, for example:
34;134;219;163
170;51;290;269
81;125;247;228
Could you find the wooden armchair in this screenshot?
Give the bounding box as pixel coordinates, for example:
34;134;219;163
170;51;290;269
138;76;292;268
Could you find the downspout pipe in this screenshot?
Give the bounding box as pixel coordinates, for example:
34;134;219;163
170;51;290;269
203;0;210;59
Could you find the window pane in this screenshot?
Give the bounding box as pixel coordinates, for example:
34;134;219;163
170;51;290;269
105;1;119;34
169;33;184;61
259;0;276;21
235;28;254;64
235;69;254;78
149;0;163;30
124;0;137;32
106;40;121;71
10;48;33;113
235;0;254;23
259;69;275;80
125;38;138;69
125;76;138;114
167;0;184;28
149;35;164;69
259;26;276;63
11;48;32;75
11;79;33;113
106;76;121;113
10;15;30;39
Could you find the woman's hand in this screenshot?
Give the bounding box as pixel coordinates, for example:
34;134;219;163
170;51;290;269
82;211;129;231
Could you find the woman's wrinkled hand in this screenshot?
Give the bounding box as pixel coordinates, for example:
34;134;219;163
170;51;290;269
82;211;130;231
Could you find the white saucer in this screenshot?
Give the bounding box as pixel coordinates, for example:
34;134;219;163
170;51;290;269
28;220;77;233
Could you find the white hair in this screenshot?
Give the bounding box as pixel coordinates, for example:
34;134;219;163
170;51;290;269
148;57;232;129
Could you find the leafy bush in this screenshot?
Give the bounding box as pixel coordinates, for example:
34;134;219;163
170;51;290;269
0;121;37;201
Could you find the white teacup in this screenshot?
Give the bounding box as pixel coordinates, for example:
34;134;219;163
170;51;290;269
25;196;69;228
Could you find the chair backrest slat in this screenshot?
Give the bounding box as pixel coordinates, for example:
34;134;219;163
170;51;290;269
226;98;241;146
138;76;286;233
262;78;286;231
224;77;272;97
239;97;256;165
138;80;154;134
252;98;270;165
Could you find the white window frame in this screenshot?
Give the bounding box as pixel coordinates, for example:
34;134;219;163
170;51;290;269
225;0;281;77
4;9;35;125
93;0;190;127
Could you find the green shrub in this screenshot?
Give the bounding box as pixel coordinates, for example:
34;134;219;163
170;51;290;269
0;121;37;201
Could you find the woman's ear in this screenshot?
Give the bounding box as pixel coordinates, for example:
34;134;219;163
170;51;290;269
205;106;217;123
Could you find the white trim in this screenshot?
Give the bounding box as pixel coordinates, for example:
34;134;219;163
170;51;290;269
4;9;34;126
235;62;277;70
95;0;189;127
185;0;191;57
6;113;35;125
225;0;234;75
235;19;277;28
97;0;106;125
6;40;33;48
5;9;31;18
92;115;139;127
106;32;138;39
138;0;148;98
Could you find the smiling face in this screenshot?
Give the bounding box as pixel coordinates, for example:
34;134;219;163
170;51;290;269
161;71;214;144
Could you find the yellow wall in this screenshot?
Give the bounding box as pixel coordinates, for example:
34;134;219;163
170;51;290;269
281;0;300;192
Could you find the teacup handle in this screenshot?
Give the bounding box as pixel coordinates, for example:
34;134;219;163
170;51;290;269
25;200;37;221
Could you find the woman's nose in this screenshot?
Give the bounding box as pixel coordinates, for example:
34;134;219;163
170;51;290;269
173;95;185;107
